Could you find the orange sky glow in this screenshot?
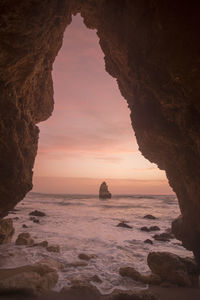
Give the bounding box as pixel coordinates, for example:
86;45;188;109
33;15;173;195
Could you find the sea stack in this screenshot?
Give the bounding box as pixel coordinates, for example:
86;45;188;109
99;182;112;199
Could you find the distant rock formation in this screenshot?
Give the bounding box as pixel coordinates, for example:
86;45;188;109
99;182;111;199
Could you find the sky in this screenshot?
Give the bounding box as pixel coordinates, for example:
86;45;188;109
33;14;173;195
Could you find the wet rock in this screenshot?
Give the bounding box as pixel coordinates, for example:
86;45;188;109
47;245;60;253
0;218;15;244
110;290;158;300
153;232;173;242
99;181;112;199
141;226;149;232
0;262;58;295
78;253;95;261
38;257;64;271
67;261;88;267
119;267;144;283
61;283;100;300
119;267;161;285
15;232;34;246
29;210;46;217
22;224;28;228
144;215;157;220
147;252;199;287
33;241;48;248
117;221;132;229
144;239;153;245
149;226;160;231
141;226;160;232
90;274;102;283
30;216;40;223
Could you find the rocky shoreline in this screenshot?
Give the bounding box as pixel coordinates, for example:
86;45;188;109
0;210;200;299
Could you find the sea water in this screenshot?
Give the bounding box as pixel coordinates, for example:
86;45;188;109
2;193;192;294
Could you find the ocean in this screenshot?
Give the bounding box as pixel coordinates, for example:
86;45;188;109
2;193;192;294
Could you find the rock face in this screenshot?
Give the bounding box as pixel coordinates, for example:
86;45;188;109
147;252;199;287
99;181;112;199
0;1;200;260
0;263;58;295
0;218;14;244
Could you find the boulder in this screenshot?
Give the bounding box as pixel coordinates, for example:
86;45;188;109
0;263;58;295
119;267;161;285
15;232;34;246
47;245;60;253
0;218;15;244
99;181;112;199
147;252;199;287
144;215;157;220
29;210;46;217
117;222;132;229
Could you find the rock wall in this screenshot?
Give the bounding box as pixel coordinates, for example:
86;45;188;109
0;1;200;259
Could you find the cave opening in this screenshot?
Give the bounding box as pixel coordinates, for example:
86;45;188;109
8;14;188;293
1;1;200;297
33;14;170;196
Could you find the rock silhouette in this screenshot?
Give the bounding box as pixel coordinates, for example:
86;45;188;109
99;182;111;199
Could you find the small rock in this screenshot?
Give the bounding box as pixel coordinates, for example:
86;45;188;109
144;239;153;245
22;224;28;228
15;232;34;246
30;216;40;223
67;261;88;267
33;241;48;248
47;245;60;253
117;221;132;229
78;253;95;261
153;232;173;242
140;226;149;232
90;274;102;283
29;210;46;217
0;218;15;244
144;215;157;220
149;226;160;231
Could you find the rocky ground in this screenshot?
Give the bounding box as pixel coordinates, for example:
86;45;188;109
0;214;200;299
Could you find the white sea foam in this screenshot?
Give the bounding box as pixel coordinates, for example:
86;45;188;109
2;193;192;294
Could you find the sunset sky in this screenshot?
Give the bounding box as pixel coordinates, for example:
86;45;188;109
33;15;172;195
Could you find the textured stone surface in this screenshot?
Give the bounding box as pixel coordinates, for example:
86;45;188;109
0;1;200;260
15;232;34;246
0;263;58;295
0;218;14;244
147;252;199;287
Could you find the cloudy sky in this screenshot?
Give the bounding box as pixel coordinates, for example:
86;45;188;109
33;14;172;194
